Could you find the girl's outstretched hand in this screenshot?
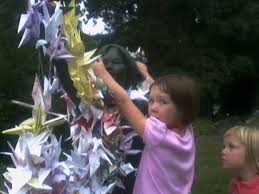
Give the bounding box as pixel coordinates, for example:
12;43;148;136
92;58;106;77
136;61;154;83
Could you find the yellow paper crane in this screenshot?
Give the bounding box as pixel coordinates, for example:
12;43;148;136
61;0;98;103
2;74;68;135
2;103;67;135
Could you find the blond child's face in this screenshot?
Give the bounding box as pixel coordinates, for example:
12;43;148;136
148;85;179;129
222;134;246;169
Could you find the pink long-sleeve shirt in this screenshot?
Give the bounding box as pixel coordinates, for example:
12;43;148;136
133;116;195;194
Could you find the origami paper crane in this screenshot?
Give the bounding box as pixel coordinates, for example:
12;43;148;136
42;1;63;43
62;128;125;193
36;35;74;62
2;76;67;135
1;130;63;193
129;79;151;101
48;36;75;61
61;0;82;56
17;0;44;48
2;107;67;135
102;107;121;136
3;167;33;194
43;76;60;111
2;0;147;193
61;0;99;103
128;46;148;63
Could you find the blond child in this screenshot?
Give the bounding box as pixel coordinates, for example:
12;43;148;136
222;125;259;194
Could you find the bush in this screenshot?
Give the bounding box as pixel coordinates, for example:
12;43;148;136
246;110;259;126
193;118;217;135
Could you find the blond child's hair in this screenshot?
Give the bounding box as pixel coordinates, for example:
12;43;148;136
224;125;259;173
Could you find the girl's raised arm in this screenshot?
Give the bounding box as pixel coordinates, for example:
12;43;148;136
135;61;154;83
92;59;146;137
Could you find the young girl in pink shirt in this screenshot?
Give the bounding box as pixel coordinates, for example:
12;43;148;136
222;125;259;194
93;59;200;194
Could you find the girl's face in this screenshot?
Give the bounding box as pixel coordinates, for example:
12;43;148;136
148;85;179;129
222;134;246;169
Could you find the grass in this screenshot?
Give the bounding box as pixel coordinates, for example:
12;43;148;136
192;136;233;194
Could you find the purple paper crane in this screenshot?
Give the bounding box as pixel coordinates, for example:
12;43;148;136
46;35;74;62
17;0;44;48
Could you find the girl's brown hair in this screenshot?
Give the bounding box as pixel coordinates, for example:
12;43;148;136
151;74;200;126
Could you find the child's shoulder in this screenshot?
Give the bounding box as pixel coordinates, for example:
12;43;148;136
145;116;167;130
229;176;259;194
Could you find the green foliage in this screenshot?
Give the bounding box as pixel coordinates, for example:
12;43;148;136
193;118;217;135
230;56;256;79
86;0;259;115
246;110;259;126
